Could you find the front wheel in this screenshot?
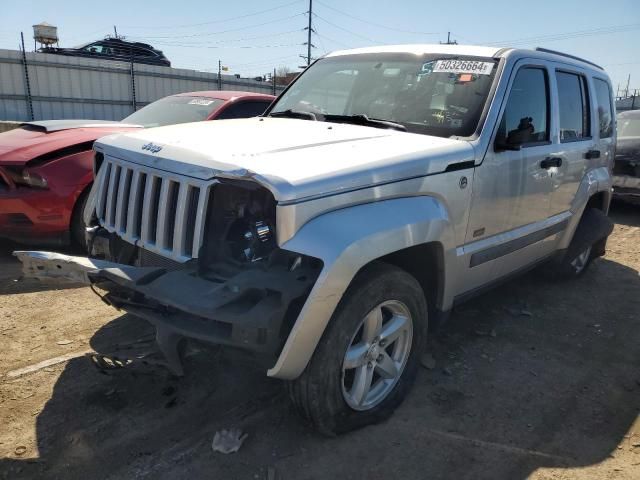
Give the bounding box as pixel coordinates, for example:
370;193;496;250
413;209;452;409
287;263;428;436
70;187;90;251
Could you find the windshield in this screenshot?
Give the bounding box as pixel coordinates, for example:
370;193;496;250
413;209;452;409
618;115;640;137
269;53;499;137
122;96;224;127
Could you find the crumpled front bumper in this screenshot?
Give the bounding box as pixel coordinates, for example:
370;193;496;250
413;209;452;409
14;251;119;283
14;250;317;376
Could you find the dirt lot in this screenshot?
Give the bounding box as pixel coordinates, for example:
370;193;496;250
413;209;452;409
0;202;639;480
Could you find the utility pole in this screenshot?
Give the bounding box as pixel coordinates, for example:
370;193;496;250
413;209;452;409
273;67;277;95
624;74;631;97
441;32;458;45
113;26;118;39
304;0;315;66
218;60;222;90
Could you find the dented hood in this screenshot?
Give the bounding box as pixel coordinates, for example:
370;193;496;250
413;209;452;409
95;117;474;202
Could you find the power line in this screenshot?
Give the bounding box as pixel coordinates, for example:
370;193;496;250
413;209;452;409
604;61;640;67
314;25;353;51
233;54;301;68
122;0;304;29
151;42;301;50
143;29;302;47
485;23;640;46
127;13;307;40
315;31;353;50
314;29;329;55
59;27;113;43
315;0;440;36
313;13;378;43
449;31;476;44
174;53;301;73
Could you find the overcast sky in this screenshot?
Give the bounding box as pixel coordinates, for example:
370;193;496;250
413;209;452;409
1;0;638;94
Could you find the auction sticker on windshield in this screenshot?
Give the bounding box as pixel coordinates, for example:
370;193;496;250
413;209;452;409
432;60;495;75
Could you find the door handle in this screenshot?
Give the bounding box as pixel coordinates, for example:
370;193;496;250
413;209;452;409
585;149;601;159
540;157;562;169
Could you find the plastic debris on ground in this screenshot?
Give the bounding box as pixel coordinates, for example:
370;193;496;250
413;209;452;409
212;429;248;454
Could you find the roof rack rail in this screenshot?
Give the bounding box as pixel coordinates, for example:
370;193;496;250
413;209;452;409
535;47;603;70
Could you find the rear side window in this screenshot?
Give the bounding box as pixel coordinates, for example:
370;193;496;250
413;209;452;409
556;71;590;142
497;67;549;147
593;78;614;138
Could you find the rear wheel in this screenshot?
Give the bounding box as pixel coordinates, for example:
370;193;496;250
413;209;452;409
549;207;612;279
569;245;593;276
287;263;428;436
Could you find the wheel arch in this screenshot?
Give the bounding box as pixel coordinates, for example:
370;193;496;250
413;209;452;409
584;190;609;213
558;166;612;250
377;241;445;326
268;195;456;380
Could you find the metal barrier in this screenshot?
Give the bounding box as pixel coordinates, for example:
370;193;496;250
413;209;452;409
0;48;284;122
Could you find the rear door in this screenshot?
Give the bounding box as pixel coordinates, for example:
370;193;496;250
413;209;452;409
547;67;595;215
467;62;556;240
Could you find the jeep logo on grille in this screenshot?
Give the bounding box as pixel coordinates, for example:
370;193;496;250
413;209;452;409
142;142;163;154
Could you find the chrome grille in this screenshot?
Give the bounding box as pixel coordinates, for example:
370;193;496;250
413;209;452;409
95;155;211;262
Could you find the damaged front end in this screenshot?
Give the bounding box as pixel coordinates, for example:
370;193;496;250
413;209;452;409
15;160;322;376
612;138;640;201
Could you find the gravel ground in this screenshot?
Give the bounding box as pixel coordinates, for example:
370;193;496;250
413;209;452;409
0;201;638;480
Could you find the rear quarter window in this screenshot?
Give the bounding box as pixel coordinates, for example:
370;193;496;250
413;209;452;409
593;78;614;138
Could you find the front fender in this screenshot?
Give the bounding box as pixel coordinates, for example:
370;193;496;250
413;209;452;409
268;195;456;379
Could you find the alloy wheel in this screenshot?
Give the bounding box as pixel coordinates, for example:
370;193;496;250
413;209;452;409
341;300;413;411
570;245;592;274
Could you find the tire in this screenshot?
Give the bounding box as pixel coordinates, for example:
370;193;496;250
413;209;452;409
71;187;90;251
287;262;428;436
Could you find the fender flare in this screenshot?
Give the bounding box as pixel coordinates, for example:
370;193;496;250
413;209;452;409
557;166;612;250
267;195;456;380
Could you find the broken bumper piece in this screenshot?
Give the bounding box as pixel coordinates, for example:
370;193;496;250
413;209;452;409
13;251;124;284
14;251;317;375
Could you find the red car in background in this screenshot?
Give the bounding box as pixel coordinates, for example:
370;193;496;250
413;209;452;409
0;91;275;247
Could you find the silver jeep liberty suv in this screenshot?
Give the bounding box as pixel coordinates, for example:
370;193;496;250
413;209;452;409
17;44;616;435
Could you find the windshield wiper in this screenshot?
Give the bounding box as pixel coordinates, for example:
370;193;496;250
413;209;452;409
323;114;407;132
269;109;317;120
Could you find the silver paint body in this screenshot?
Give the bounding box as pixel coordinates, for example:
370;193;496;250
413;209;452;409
24;45;617;380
